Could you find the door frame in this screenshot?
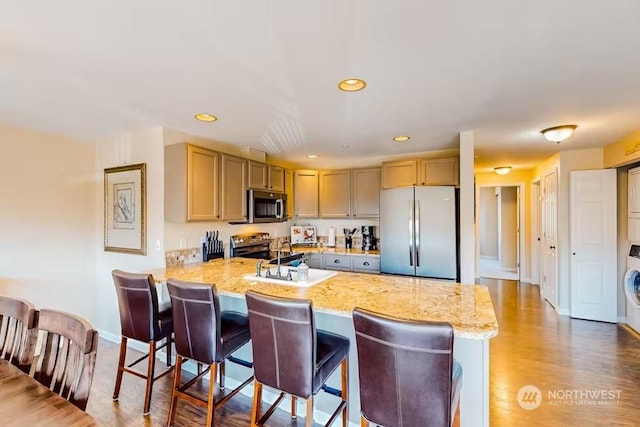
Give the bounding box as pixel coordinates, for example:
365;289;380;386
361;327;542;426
531;179;541;285
475;182;526;281
541;170;559;309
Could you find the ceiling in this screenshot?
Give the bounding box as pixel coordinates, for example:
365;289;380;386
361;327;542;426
2;1;640;171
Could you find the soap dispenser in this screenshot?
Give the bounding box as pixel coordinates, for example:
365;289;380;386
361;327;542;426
297;258;309;282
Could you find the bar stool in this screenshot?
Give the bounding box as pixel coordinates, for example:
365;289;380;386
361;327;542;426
246;290;349;427
166;278;254;427
353;308;462;427
111;269;174;415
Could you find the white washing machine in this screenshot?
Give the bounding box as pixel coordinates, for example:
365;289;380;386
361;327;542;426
624;244;640;333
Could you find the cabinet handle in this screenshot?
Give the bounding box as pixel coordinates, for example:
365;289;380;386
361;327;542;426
363;262;370;266
334;259;340;264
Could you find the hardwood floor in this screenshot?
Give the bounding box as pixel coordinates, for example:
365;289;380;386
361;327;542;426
86;279;640;426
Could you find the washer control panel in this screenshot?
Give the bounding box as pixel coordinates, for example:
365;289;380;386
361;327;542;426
630;245;640;258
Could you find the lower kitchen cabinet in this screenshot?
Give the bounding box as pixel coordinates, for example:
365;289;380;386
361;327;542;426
323;254;352;271
305;252;324;269
352;256;381;273
303;252;380;274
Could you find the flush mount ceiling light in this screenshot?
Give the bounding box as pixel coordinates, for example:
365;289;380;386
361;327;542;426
307;154;319;159
338;78;367;92
494;166;512;175
393;135;410;142
541;125;577;143
194;114;218;122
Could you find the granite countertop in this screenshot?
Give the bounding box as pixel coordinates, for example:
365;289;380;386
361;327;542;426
295;246;380;257
147;258;498;340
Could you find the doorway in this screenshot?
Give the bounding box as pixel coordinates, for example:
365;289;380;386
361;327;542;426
477;185;520;281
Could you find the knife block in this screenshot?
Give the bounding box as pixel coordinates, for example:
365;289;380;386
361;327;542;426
202;243;224;262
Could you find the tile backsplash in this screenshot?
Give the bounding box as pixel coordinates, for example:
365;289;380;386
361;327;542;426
165;247;201;267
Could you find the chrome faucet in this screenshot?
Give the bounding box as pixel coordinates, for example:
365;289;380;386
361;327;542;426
275;239;293;277
256;259;264;277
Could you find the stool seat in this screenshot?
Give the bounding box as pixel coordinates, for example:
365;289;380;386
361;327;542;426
314;330;350;395
220;311;252;361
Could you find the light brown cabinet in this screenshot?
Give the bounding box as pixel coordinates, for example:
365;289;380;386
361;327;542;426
351;168;381;218
382;160;417;189
319;170;351;218
220;154;247;221
294;170;319;218
285;168;294;219
165;143;220;222
419;157;459;186
248;161;285;192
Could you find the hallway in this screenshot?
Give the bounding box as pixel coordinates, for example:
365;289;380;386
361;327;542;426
484;278;640;426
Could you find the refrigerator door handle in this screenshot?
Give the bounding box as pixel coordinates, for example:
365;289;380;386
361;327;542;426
415;200;420;267
409;200;414;266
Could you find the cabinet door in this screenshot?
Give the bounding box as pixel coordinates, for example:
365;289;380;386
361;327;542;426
188;145;219;221
220;154;247;221
294;170;319;218
248;161;268;190
324;254;352;271
268;166;285;192
419;157;459;186
285;168;294;219
382;160;417;189
319;170;351;218
629;167;640;217
352;168;381;218
305;253;324;269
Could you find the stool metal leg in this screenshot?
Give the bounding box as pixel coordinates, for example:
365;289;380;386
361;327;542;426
305;397;314;427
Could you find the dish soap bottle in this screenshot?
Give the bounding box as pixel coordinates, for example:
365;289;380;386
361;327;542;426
297;259;309;282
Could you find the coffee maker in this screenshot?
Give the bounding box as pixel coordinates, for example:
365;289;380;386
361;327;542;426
361;226;377;251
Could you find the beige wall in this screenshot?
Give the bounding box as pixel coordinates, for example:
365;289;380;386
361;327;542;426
479;187;498;258
604;129;640;168
0;124;97;324
500;187;518;269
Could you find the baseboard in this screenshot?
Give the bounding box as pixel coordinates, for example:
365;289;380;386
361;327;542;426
98;329;358;426
558;308;571;316
618;316;627;323
479;256;498;260
520;277;531;284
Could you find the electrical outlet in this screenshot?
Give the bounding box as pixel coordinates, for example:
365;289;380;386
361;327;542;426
155;240;162;251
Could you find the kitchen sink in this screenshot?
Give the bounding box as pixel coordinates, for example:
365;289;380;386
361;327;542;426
243;266;337;288
267;251;304;265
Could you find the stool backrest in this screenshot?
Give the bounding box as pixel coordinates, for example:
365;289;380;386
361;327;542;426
0;296;38;370
246;290;315;398
33;309;99;411
353;308;455;427
112;269;161;342
166;279;221;364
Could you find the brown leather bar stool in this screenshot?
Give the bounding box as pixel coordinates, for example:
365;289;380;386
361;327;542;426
111;269;174;415
353;308;462;427
0;296;38;372
246;290;350;427
166;278;254;426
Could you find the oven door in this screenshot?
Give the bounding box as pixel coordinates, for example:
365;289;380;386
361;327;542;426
248;190;287;223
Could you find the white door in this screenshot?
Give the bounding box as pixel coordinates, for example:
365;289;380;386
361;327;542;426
570;169;617;322
542;171;558;308
516;186;521;280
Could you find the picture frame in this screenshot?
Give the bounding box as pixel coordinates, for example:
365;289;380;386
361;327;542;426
104;163;147;255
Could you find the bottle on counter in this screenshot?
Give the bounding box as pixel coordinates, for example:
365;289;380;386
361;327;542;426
297;259;309;282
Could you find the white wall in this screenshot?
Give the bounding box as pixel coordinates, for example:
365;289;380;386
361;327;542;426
0;124;97;324
94;127;166;336
500;187;518;270
479;187;498;258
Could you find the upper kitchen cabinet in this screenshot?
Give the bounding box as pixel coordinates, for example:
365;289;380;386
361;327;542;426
220;154;247;221
319;170;351;218
165;143;220;222
419;157;459;186
294;170;319;218
352;168;381;218
382;160;417;189
248;161;268;190
248;161;285;192
285;168;294;219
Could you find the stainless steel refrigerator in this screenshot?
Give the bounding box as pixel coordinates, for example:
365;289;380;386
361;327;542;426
380;186;457;279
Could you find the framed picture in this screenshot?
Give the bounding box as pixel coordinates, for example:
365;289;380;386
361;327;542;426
104;163;146;255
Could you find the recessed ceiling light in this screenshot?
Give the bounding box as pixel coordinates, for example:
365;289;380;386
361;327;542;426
342;145;350;149
194;114;218;122
494;166;512;175
338;78;367;92
393;135;410;142
307;154;319;159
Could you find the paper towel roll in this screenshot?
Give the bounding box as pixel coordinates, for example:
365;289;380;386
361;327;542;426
328;227;336;247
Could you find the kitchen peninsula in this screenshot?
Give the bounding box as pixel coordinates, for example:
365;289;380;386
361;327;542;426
147;258;498;427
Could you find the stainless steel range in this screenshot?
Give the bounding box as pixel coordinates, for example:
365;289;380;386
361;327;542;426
230;232;304;264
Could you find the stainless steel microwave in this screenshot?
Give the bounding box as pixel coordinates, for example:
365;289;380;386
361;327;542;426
247;189;287;223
